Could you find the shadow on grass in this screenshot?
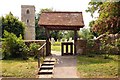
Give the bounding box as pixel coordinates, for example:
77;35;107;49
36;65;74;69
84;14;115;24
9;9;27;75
77;54;119;78
77;54;118;65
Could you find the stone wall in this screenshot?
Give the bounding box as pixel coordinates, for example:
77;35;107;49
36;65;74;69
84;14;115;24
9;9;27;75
76;33;120;55
24;40;46;47
76;39;100;55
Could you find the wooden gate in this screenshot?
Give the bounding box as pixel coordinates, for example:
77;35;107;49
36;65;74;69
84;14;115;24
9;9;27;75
61;42;73;56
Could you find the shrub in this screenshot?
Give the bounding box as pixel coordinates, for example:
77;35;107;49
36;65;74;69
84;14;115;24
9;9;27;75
29;43;40;58
2;30;29;60
100;34;120;58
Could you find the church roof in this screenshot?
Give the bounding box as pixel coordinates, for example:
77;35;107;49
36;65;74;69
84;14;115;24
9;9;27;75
38;12;84;30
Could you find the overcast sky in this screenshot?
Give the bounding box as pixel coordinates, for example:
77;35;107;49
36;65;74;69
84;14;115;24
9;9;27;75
0;0;98;28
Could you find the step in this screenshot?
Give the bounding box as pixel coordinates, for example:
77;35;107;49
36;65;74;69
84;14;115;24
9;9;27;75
43;62;55;65
41;64;54;66
40;67;53;70
41;65;54;68
38;69;53;74
38;74;53;78
44;60;55;62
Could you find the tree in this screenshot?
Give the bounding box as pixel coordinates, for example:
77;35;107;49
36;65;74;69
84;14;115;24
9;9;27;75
78;28;94;40
86;1;103;18
64;31;74;40
1;12;25;38
50;30;59;41
86;0;120;35
35;8;53;40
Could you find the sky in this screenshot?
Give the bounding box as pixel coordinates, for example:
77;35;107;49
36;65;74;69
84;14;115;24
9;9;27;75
0;0;98;28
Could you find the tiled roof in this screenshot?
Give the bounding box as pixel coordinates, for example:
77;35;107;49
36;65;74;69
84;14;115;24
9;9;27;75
38;12;84;30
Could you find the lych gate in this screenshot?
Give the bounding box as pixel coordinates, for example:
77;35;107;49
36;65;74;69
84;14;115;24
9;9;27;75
38;12;84;56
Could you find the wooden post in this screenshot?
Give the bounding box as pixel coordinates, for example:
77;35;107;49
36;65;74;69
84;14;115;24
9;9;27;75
38;52;40;68
66;44;68;54
61;43;64;56
74;30;77;55
45;28;50;56
70;43;73;55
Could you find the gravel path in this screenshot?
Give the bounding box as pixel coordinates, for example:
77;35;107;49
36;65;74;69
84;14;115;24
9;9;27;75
50;51;79;78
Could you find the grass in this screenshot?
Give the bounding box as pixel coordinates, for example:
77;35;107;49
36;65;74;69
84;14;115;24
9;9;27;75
51;42;61;51
77;54;120;78
51;41;74;52
1;57;44;78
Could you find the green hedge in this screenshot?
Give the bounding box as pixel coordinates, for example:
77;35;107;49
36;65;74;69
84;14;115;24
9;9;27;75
2;30;29;60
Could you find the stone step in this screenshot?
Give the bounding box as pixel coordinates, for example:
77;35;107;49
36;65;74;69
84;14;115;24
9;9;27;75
43;60;55;62
40;67;53;70
38;69;53;74
41;65;54;68
38;57;56;78
38;74;53;78
42;62;55;65
41;64;54;66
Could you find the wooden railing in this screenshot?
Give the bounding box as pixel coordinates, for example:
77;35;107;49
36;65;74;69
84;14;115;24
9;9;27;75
38;42;46;68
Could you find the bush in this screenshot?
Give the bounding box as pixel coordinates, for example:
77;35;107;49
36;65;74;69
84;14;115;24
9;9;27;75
100;34;120;58
29;43;40;58
2;30;29;60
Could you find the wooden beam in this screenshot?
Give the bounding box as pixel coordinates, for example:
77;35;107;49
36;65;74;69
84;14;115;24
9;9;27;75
61;43;64;56
45;28;50;56
74;30;77;55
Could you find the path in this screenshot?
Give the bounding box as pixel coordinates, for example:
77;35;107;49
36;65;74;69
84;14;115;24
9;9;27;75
49;51;79;78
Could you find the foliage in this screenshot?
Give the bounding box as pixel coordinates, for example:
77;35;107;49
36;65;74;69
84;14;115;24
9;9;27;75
51;30;74;41
86;1;103;18
2;30;29;60
58;31;63;41
86;39;96;55
50;30;59;41
99;33;120;58
86;1;120;35
65;31;74;40
35;8;53;40
29;43;40;58
78;28;94;40
1;12;25;38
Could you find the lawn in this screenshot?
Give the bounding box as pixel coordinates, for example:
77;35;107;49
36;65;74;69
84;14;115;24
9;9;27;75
1;58;43;78
51;41;74;52
51;42;61;51
77;54;120;78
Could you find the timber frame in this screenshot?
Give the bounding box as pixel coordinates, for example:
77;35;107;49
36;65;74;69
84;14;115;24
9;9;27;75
38;12;84;56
